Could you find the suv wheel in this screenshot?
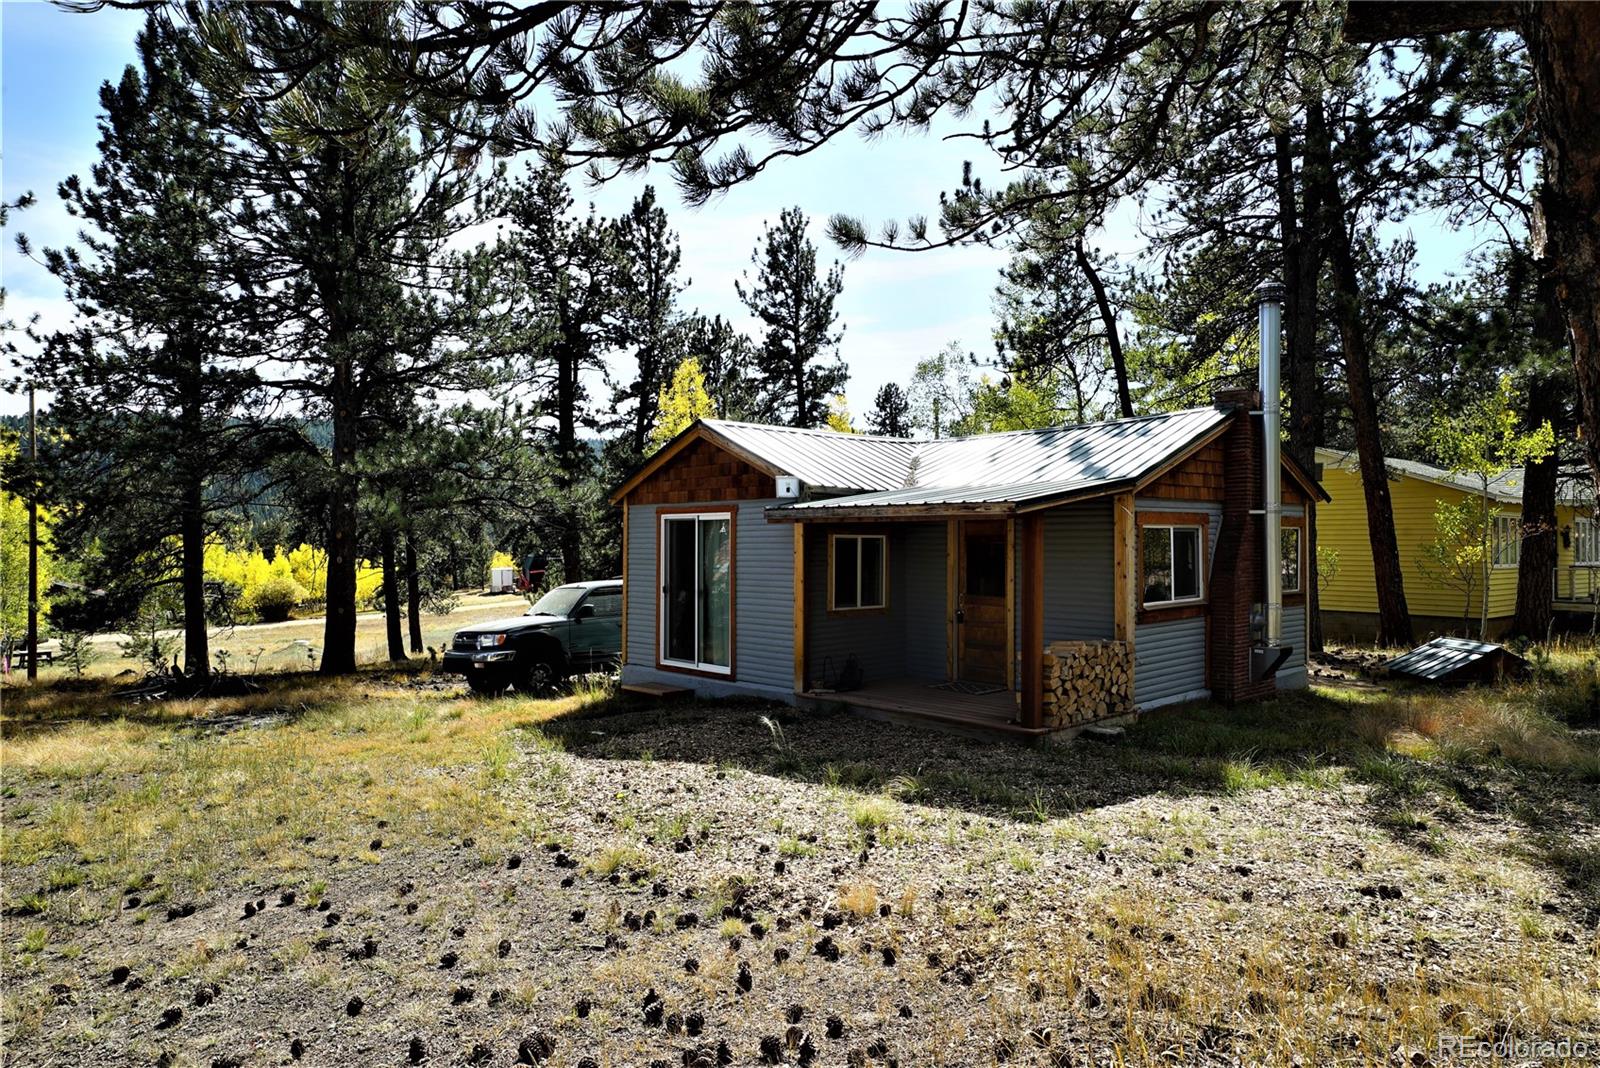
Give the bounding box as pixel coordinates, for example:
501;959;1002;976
518;657;562;694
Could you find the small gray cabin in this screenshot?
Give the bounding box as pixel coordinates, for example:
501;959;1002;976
609;394;1327;738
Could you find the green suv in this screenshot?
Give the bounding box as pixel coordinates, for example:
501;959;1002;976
442;579;622;694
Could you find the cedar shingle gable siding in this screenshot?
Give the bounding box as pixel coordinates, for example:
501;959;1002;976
628;438;777;505
1141;438;1306;505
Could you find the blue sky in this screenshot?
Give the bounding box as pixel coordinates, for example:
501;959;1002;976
1;2;1488;421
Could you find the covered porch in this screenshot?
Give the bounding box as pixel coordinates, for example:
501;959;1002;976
779;499;1140;735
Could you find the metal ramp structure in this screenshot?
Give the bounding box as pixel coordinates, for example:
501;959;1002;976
1385;637;1529;684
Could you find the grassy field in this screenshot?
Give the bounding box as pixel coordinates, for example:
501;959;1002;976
35;592;533;678
1;650;1596;1066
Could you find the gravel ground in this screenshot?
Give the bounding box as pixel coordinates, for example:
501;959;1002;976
3;691;1596;1068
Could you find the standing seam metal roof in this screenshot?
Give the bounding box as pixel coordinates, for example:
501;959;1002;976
699;406;1231;511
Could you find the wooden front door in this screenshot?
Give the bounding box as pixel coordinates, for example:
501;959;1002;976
957;520;1008;684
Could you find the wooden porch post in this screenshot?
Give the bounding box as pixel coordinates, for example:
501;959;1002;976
1113;491;1137;644
1021;512;1045;729
945;518;959;680
793;524;806;693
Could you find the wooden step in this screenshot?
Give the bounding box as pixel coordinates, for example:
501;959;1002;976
621;682;694;700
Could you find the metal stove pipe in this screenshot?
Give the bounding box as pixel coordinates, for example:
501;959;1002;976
1257;281;1285;647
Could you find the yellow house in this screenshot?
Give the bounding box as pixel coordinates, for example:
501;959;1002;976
1315;448;1597;640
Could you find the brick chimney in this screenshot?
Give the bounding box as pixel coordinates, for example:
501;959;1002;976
1208;410;1276;704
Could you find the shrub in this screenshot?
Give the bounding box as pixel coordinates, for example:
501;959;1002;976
247;575;306;623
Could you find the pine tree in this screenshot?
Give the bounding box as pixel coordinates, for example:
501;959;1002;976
30;18;267;682
498;161;622;584
206;5;496;673
612;186;686;465
735;207;847;428
866;384;912;437
682;313;761;421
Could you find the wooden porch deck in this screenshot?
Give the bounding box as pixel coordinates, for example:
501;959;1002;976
801;678;1053;739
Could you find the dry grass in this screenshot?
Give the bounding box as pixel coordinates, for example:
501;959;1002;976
2;647;1597;1066
0;671;607;916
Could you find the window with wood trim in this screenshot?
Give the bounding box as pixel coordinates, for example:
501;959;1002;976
1491;514;1521;569
830;534;887;610
660;511;733;674
1281;526;1302;593
1142;524;1203;607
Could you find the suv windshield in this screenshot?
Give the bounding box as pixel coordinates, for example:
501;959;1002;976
526;585;587;618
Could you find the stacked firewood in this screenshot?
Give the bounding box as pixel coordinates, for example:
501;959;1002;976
1040;640;1133;729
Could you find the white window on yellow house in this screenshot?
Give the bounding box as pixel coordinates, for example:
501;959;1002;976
1576;517;1599;565
1490;514;1521;568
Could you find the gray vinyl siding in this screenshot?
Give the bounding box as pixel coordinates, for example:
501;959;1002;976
622;499;794;696
902;524;948;680
1134;616;1209;709
1042;500;1115;642
806;529;905;687
1133;498;1222;709
1278;601;1308;689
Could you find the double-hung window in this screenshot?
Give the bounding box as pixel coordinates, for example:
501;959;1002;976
831;534;887;611
660;512;733;673
1142;524;1204;607
1491;514;1521;568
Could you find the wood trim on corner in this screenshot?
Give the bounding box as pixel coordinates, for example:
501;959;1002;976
1005;517;1017;692
945;519;958;681
793;525;805;693
1020;513;1044;729
1113;493;1137;644
621;500;629;666
652;506;738;681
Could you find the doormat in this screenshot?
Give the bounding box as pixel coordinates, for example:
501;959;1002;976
928;680;1006;696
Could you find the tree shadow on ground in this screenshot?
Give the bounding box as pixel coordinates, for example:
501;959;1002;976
539;683;1600;916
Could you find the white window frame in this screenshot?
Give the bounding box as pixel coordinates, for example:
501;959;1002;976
1141;524;1205;608
829;534;888;611
1281;525;1302;594
1576;517;1599;566
658;511;734;675
1491;514;1521;569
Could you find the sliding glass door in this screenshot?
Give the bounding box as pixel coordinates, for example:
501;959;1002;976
660;512;732;673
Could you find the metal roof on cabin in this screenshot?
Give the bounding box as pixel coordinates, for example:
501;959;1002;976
718;406;1232;511
1384;636;1523;680
706;420;919;492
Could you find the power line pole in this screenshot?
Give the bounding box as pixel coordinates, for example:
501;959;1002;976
26;383;39;681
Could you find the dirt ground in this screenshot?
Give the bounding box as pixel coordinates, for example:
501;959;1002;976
1;667;1596;1067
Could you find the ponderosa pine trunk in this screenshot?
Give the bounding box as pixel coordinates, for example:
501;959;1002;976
1512;270;1569;639
382;527;405;661
554;329;583;584
1073;238;1134;418
406;536;423;654
180;474;209;681
1274;124;1326;651
321;379;360;675
1523;2;1600;528
178;362;210;682
1310;100;1413;648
